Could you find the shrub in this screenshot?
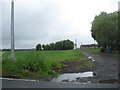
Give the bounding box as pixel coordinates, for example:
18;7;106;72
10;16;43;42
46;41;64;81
47;70;55;75
22;52;46;72
100;48;105;52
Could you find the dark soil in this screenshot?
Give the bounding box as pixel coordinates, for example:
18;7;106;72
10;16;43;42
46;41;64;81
53;58;94;73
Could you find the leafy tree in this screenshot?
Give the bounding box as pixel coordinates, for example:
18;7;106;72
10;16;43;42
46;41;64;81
42;44;45;50
38;39;74;50
54;39;74;50
61;39;74;50
36;44;42;51
45;44;51;50
91;11;119;50
49;43;55;50
118;10;120;50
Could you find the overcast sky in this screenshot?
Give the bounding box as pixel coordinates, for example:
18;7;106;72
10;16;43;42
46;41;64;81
1;0;119;49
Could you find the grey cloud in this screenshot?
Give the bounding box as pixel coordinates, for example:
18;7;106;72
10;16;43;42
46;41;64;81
2;1;75;49
2;0;98;49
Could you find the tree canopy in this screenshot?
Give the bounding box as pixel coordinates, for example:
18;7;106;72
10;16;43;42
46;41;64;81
36;44;42;51
36;39;74;51
91;11;119;50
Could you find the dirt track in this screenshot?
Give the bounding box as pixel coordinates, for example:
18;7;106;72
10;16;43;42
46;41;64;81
56;51;119;83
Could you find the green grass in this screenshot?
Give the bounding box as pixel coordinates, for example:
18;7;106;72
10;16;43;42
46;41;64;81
79;48;120;56
0;52;2;74
2;50;93;77
80;48;100;53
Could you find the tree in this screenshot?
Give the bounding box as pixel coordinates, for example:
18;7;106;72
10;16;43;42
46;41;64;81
61;39;74;50
36;44;42;51
49;43;55;50
38;39;74;50
45;44;51;50
42;44;45;50
118;10;120;50
91;11;119;50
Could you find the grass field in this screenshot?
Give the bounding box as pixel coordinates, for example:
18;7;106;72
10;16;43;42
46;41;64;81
80;48;120;56
0;52;2;74
80;48;100;53
2;50;92;77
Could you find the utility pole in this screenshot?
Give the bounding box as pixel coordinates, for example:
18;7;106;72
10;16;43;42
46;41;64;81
75;39;77;49
11;0;15;59
94;39;95;48
80;43;82;49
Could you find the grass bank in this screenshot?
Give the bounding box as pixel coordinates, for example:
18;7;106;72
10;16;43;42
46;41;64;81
0;52;2;74
80;48;120;56
2;50;94;78
80;48;100;53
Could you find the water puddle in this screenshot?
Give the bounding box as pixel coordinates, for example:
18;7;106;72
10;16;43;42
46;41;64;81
52;71;93;83
91;59;95;62
88;56;95;62
88;56;92;59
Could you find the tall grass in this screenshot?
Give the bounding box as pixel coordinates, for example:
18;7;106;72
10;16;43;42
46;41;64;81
2;50;85;77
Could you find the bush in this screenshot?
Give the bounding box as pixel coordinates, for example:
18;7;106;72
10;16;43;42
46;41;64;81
100;48;105;52
22;52;46;72
47;70;55;75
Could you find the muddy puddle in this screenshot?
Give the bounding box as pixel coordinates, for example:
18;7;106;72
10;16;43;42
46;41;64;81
88;56;95;62
52;71;94;83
